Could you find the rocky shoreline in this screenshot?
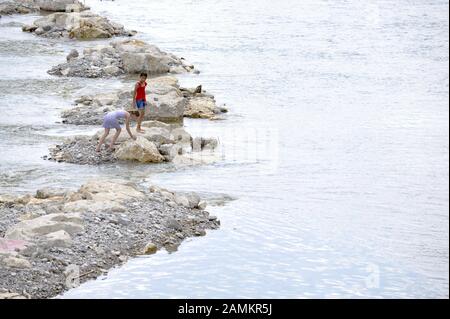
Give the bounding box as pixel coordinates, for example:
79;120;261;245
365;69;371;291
0;180;219;299
1;0;229;299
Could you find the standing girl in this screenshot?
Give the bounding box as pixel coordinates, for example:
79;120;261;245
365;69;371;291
132;72;148;133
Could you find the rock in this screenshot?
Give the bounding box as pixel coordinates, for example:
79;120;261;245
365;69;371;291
48;39;195;78
0;1;39;15
115;137;165;163
174;192;200;208
192;137;219;152
5;213;84;241
79;180;145;202
141;127;175;146
66;49;79;61
0;239;29;256
195;230;207;237
170;127;193;146
0;194;17;204
48;136;117;165
0;292;27;299
166;218;182;231
174;195;190;208
184;192;201;209
63;200;127;214
141;120;172;130
36;0;88;12
24;11;132;39
158;144;184;161
35;187;65;199
184;96;221;119
42;230;72;247
1;256;31;269
159;191;176;202
198;201;207;210
142;243;157;255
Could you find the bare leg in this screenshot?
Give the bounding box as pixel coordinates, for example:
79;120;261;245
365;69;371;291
108;128;121;150
137;109;145;133
96;128;110;152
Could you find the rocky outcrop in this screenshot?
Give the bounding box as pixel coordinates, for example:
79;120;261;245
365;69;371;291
115;137;165;163
35;0;87;12
60;76;226;125
0;1;39;15
48;39;195;77
0;180;220;298
61;77;186;124
180;85;228;120
22;11;135;39
47;120;217;165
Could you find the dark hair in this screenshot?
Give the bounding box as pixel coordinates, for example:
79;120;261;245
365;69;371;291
129;110;140;117
140;72;148;78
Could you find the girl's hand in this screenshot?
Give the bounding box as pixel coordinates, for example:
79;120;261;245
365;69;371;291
132;135;137;141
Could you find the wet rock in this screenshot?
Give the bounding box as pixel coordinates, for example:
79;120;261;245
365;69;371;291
192;137;219;152
142;243;157;255
66;49;79;61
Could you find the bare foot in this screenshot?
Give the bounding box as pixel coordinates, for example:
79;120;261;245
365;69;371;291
137;128;145;133
108;146;116;152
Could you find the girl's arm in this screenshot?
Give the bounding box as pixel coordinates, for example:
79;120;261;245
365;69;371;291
125;114;136;140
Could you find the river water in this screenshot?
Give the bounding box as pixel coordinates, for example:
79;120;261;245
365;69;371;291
0;0;448;298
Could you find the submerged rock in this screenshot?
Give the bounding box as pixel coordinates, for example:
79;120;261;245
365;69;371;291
22;11;134;39
48;39;195;78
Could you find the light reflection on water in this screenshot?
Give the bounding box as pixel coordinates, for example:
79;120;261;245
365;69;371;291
0;0;448;298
